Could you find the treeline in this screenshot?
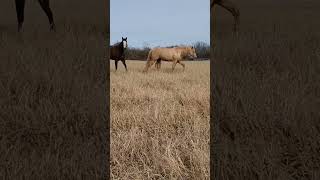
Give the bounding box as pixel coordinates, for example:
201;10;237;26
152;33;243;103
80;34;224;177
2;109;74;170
125;41;210;60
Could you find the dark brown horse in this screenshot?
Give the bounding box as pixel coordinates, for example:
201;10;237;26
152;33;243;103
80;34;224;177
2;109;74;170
15;0;55;31
110;37;128;71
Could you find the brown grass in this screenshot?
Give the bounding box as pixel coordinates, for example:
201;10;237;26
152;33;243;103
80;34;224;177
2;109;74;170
0;0;108;178
111;60;210;179
211;0;320;179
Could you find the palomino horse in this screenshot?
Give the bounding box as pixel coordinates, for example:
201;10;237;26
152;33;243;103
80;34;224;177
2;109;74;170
15;0;55;31
110;37;128;71
143;46;197;72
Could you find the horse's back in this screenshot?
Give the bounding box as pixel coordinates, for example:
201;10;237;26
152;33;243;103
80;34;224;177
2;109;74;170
152;48;180;61
149;46;196;61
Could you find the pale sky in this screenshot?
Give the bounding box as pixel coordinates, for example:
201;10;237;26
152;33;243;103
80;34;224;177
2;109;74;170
110;0;210;48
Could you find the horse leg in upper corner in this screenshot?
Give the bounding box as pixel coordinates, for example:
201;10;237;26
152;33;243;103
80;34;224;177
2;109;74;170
178;61;185;71
121;59;128;71
217;0;240;33
115;60;119;71
38;0;56;31
15;0;25;32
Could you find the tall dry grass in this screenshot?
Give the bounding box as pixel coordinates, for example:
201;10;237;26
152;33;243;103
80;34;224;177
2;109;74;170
0;0;108;178
111;61;210;179
211;0;320;179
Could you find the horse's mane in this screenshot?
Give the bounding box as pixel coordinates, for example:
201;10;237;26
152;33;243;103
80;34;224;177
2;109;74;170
164;45;192;49
166;45;178;48
173;46;191;49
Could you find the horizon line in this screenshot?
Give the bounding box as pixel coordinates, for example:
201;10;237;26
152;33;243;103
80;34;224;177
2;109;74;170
110;40;210;49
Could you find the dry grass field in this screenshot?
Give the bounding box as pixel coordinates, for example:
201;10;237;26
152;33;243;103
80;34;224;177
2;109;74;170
0;0;108;178
111;60;210;179
211;0;319;179
1;0;319;179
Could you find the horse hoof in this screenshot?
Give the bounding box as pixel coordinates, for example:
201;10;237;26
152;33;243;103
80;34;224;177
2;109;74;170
50;24;56;32
17;26;22;32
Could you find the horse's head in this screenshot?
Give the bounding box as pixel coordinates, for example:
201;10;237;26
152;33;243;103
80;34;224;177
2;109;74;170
188;46;197;59
122;37;128;49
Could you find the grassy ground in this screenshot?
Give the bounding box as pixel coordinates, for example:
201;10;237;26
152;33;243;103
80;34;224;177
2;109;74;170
211;0;320;179
0;1;108;179
111;60;210;179
1;0;319;179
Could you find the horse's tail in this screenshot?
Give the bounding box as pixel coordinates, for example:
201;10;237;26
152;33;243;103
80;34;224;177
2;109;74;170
146;49;153;61
143;49;153;72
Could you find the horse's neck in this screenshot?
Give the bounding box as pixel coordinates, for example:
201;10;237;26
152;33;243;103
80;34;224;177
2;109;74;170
120;44;125;52
179;48;188;57
115;42;124;51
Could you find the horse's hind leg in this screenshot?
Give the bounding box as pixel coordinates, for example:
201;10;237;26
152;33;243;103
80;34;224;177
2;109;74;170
121;59;128;71
155;59;161;70
158;63;161;70
38;0;55;31
15;0;25;31
155;61;159;69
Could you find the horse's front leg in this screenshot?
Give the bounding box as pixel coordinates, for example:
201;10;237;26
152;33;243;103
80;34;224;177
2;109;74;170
115;60;118;70
178;61;185;71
